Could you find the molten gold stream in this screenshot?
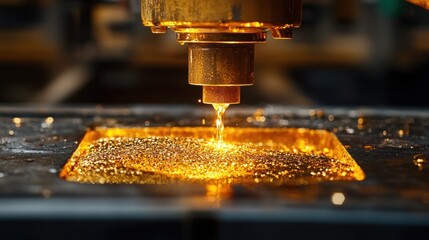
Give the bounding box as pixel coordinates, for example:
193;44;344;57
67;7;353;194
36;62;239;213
212;104;229;144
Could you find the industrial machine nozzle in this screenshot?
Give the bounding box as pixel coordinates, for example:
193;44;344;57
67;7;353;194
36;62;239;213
141;0;302;104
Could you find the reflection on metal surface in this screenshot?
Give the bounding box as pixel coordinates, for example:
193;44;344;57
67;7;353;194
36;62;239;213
413;154;428;171
364;145;376;151
206;184;232;204
60;127;365;185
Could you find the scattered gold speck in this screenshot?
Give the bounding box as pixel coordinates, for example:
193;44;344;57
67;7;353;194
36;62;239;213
357;117;365;125
357;117;366;130
12;117;22;127
364;145;375;151
45;117;54;125
331;192;345;205
413;154;427;171
254;109;266;122
41;117;54;128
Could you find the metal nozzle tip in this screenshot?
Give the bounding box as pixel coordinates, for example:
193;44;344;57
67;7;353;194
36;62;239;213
202;86;240;104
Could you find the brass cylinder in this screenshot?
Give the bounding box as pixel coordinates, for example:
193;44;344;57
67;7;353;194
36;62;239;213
188;43;254;86
141;0;302;33
203;86;240;104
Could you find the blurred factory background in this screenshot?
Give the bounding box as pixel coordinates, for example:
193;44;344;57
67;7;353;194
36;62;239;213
0;0;428;107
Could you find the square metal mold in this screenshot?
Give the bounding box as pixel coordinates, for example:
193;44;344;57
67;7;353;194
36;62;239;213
60;127;365;185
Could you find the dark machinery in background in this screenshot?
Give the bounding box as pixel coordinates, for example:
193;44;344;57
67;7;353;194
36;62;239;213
0;0;429;106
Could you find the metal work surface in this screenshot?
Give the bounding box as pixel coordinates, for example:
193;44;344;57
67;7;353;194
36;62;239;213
0;105;428;239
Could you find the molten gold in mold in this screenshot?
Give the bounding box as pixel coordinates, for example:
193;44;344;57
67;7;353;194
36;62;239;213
60;127;365;184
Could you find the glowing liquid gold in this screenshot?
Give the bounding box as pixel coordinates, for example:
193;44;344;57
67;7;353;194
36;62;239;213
60;127;365;185
212;104;229;143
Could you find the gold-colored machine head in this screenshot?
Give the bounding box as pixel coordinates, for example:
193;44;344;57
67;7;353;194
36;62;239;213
141;0;302;104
